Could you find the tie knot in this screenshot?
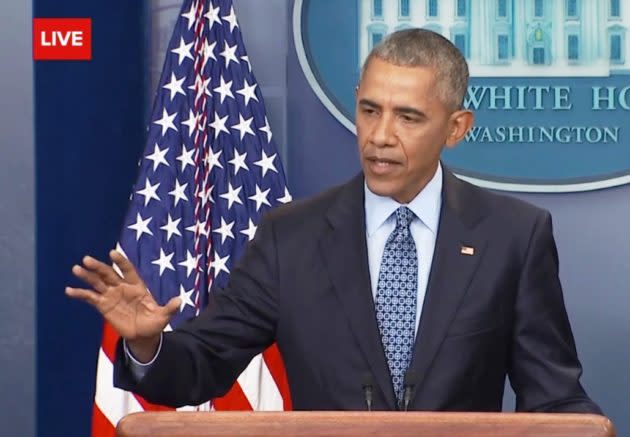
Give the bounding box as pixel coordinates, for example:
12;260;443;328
395;206;414;229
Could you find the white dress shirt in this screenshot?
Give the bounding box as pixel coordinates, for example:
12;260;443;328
364;163;443;335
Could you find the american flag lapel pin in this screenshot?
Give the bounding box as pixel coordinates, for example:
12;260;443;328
460;245;475;256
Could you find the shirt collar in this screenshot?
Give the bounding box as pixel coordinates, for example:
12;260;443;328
364;162;443;236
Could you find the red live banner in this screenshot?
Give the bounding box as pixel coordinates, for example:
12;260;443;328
33;18;92;60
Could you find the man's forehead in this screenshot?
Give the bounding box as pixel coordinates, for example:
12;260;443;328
362;57;437;77
360;64;438;94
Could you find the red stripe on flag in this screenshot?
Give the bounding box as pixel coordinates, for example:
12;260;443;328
212;381;253;410
92;403;115;437
262;344;293;410
134;394;176;412
100;322;120;362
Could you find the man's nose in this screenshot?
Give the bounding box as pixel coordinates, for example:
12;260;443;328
370;114;396;147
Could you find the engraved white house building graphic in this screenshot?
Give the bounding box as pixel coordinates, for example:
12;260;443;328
359;0;630;76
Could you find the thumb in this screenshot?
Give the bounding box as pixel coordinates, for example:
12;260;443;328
164;296;182;317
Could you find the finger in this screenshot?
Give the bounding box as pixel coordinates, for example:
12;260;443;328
71;265;108;294
82;255;123;286
109;250;143;284
65;286;102;306
164;296;182;317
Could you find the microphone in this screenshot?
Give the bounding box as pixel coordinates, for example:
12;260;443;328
361;372;374;412
402;371;419;412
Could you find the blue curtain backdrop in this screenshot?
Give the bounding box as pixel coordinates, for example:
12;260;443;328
34;1;149;435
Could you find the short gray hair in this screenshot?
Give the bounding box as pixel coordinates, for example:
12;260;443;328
361;28;469;110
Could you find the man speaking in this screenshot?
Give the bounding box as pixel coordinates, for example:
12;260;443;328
67;29;601;413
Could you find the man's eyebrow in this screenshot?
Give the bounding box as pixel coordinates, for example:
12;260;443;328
358;99;426;118
358;98;380;108
394;106;426;118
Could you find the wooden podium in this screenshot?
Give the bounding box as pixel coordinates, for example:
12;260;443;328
116;411;615;437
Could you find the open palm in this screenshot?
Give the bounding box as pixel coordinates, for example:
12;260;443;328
66;250;180;341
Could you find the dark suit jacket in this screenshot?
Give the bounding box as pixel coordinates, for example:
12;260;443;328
115;169;601;413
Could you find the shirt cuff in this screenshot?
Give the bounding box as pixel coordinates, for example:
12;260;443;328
123;333;163;381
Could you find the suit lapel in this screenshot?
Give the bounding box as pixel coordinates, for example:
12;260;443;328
407;170;488;395
319;175;397;410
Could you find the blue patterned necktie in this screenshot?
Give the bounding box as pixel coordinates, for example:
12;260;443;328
375;206;418;407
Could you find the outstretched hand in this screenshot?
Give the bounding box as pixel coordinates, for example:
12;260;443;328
66;250;180;360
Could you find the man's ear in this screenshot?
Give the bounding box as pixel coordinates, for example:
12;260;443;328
445;110;474;148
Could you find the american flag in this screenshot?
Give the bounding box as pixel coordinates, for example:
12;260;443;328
92;0;292;434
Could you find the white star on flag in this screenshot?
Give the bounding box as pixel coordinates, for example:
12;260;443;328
213;217;235;244
204;4;221;28
178;250;199;277
180;1;197;30
177;285;195;312
169;179;189;206
185;220;208;237
176;145;196;171
228;149;249;175
145;144;170;171
222;6;239;32
197;180;214;207
160;213;182;243
209;112;229;139
154;108;178;136
211;251;230;277
213;76;234;104
201;39;217;71
240;219;258;241
171;37;194;65
220;182;243;209
163;73;186;100
259;117;273;143
248;184;271;211
204;147;223;170
181;109;199;136
277;187;293;204
136;178;161;206
231;114;254;140
241;55;251;73
236;79;258;106
127;213;153;241
220;41;239;67
254;150;278;177
151;248;175;275
191;76;211;103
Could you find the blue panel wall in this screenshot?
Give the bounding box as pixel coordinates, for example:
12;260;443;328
0;0;35;435
34;1;148;435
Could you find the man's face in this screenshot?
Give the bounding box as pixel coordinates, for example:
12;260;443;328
355;57;464;203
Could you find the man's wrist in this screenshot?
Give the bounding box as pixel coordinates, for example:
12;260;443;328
126;334;162;364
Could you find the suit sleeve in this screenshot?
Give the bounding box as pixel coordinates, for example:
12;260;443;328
113;214;280;407
508;211;602;414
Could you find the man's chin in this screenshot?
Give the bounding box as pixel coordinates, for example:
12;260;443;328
365;179;397;198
